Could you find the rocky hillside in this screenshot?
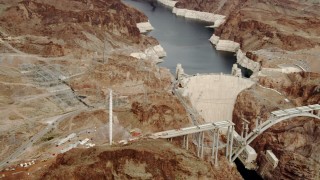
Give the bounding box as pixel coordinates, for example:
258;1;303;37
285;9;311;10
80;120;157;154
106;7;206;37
233;72;320;180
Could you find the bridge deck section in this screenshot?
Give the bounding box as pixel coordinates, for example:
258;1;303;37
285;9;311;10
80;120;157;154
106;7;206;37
151;121;234;139
271;104;320;117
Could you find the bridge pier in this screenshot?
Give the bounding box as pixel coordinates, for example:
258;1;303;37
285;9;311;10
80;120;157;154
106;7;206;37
215;130;220;166
183;135;189;150
197;133;200;157
197;132;205;158
201;132;205;158
227;125;234;163
210;129;220;166
226;126;230;158
211;131;216;160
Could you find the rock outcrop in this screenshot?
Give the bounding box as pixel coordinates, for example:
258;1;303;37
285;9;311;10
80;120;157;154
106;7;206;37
137;21;154;33
157;0;178;8
236;49;260;73
172;7;226;26
130;44;166;63
215;40;240;53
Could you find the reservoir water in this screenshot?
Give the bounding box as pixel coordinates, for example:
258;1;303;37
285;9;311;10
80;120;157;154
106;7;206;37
123;0;236;75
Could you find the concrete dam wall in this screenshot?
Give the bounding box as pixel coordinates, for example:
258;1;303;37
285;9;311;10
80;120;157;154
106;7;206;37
177;68;255;123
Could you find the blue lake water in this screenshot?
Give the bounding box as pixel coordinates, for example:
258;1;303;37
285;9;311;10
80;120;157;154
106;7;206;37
123;0;236;75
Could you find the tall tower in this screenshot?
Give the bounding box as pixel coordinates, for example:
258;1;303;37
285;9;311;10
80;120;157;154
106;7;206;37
109;89;113;145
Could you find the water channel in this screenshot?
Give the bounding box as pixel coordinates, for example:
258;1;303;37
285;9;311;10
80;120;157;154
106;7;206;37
123;0;236;75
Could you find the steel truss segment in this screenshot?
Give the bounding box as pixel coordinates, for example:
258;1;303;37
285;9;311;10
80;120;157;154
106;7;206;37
284;108;300;114
271;110;288;117
308;104;320;110
296;106;313;112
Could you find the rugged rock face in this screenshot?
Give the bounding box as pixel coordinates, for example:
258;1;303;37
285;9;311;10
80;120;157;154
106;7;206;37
130;96;188;131
233;72;320;179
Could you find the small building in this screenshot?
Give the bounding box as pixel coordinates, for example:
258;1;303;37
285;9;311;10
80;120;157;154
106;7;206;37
79;138;89;145
266;150;279;168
